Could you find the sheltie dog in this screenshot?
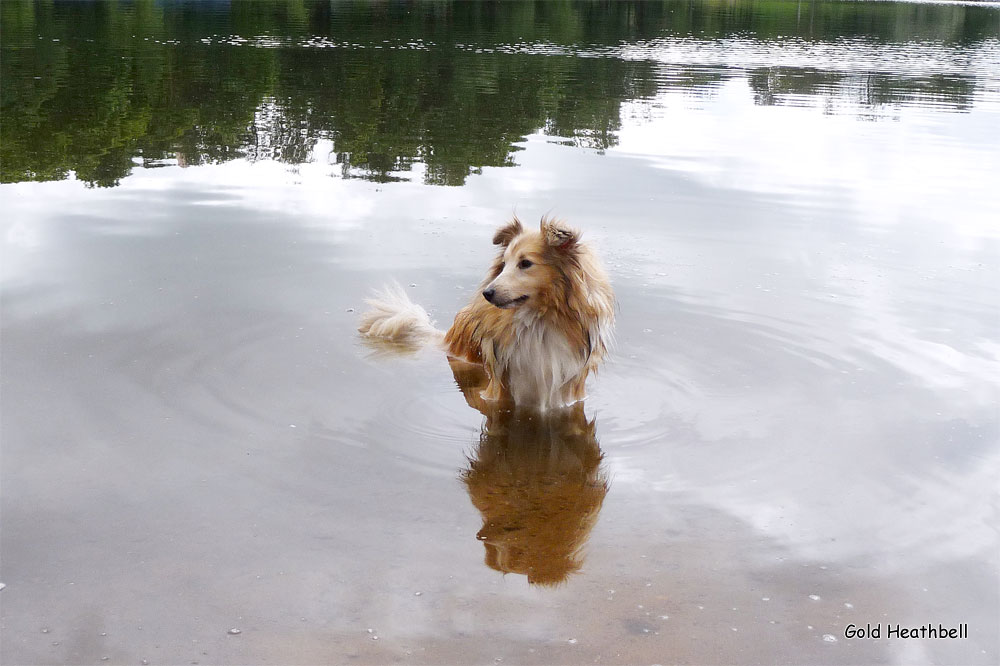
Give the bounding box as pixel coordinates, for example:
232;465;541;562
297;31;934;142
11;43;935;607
358;216;615;411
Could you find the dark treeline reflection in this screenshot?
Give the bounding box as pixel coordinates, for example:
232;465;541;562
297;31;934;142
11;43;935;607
2;0;995;187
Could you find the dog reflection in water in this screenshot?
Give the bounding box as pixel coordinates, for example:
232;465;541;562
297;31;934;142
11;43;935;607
451;361;608;586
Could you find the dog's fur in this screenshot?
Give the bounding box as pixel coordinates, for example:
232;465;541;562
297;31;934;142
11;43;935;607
358;216;615;411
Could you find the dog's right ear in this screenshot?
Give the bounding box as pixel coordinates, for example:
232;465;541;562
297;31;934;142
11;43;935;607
492;217;523;247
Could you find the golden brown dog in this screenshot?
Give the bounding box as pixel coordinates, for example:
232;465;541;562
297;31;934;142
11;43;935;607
359;215;615;410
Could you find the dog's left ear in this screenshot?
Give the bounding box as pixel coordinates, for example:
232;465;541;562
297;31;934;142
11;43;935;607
493;217;524;247
541;217;579;251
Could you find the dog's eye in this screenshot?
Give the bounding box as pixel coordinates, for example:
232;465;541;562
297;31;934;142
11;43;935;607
518;259;533;269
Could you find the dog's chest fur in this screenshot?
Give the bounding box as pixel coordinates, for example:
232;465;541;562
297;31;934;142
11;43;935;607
497;312;586;410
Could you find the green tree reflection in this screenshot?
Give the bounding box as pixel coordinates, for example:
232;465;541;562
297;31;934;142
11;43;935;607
1;0;994;188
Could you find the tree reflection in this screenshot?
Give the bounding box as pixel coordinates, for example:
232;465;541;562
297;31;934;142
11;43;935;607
1;0;993;187
748;67;978;113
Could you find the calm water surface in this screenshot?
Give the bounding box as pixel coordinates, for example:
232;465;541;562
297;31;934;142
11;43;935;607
2;1;999;664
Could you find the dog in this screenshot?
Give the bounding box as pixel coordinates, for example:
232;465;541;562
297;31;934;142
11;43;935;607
358;215;615;411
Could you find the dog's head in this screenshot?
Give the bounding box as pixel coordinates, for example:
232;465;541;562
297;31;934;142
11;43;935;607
482;216;581;310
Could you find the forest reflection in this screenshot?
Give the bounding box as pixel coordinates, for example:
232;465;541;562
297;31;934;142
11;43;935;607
2;0;993;187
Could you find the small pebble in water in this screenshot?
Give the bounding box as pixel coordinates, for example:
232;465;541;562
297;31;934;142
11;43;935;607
42;628;50;634
101;657;109;661
844;602;854;609
823;634;837;643
567;638;578;644
228;628;241;635
809;595;821;601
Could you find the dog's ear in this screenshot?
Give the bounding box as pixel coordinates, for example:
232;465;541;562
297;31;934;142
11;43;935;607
541;217;579;251
492;217;523;246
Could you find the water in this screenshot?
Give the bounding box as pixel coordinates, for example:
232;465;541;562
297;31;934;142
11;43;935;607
2;1;998;664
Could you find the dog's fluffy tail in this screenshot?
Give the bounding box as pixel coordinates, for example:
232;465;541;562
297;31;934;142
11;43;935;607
358;282;444;344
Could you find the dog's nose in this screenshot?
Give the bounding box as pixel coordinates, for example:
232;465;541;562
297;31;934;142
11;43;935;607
482;288;496;303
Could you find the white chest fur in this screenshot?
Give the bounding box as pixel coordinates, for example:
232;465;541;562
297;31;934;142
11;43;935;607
499;314;586;410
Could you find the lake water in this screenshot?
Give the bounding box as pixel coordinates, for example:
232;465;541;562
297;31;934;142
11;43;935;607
2;1;998;664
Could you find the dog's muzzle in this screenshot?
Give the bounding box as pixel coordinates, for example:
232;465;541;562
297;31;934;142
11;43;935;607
483;288;528;308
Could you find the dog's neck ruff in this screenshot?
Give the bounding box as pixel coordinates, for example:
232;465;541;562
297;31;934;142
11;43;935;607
497;310;587;411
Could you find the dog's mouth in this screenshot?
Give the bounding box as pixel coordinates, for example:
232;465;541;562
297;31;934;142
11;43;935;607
495;295;529;309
